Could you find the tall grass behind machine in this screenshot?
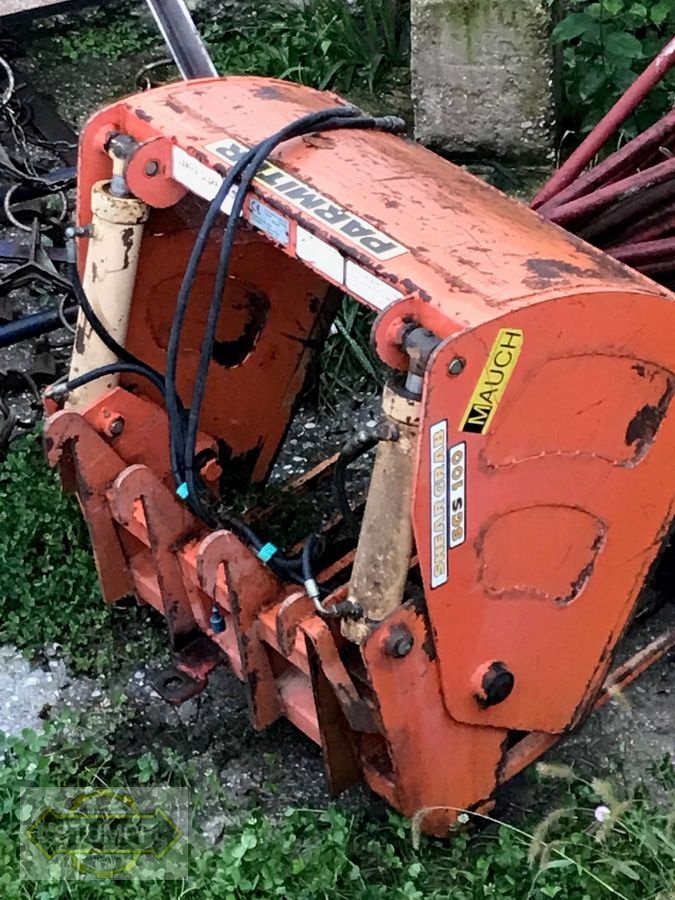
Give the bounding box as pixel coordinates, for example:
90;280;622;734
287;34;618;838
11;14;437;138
43;9;675;834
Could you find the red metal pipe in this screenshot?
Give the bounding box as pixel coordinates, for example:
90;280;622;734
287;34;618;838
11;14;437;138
547;157;675;227
537;107;675;216
576;178;675;243
628;258;675;276
608;236;675;266
608;198;675;245
532;35;675;209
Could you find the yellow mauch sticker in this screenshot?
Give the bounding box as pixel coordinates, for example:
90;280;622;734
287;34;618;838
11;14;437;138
460;329;524;434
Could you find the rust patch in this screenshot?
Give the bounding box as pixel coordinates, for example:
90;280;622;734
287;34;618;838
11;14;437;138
334;683;378;733
525;243;638;290
135;108;153;123
558;560;595;605
524;257;598;289
212;289;270;367
74;324;86;355
165;99;186;115
254;85;286;101
625;380;674;452
633;363;646;377
555;533;604;605
400;277;421;295
120;227;134;270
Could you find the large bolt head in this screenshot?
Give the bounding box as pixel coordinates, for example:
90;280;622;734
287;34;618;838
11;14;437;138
475;661;514;708
384;626;414;658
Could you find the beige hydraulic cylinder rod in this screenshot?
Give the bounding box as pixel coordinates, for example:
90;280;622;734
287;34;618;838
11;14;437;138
66;181;149;411
342;384;420;644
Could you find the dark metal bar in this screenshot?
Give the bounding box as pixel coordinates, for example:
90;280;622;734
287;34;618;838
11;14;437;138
12;77;79;167
0;304;77;349
144;0;218;80
532;35;675;209
0;240;68;264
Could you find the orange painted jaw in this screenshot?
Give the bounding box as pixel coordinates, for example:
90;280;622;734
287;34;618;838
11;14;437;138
45;75;675;835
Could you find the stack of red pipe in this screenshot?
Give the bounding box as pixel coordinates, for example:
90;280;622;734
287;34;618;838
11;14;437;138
532;36;675;289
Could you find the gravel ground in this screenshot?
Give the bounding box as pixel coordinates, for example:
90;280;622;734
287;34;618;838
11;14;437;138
0;644;97;736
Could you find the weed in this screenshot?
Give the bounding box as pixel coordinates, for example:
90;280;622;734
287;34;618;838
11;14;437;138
554;0;675;142
28;0;409;97
319;297;385;410
0;434;163;674
0;714;672;899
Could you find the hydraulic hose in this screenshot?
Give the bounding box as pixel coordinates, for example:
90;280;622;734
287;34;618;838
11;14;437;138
165;105;362;483
55;361;166;396
183;113;404;500
179;112;404;583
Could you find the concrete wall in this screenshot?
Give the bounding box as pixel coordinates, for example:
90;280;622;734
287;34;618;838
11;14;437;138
412;0;558;161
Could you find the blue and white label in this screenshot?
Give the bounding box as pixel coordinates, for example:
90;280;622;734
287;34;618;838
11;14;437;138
249;198;290;246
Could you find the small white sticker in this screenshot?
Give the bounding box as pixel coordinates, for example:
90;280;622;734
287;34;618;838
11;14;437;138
296;227;345;284
344;261;403;311
249;199;289;245
449;442;466;549
172;146;237;213
430;420;449;589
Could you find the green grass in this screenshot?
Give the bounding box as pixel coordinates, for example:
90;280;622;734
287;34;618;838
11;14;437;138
0;714;672;899
27;0;409;98
319;298;385;411
0;434;162;674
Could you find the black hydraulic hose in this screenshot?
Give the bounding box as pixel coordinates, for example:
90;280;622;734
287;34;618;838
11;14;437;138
181;112;404;581
165;105;361;483
167;108;365;546
171;109;403;587
58;361;167;396
183;113;404;501
0;303;77;349
180;116;364;566
333;432;381;531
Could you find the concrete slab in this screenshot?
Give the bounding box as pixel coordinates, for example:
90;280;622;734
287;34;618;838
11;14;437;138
412;0;558;161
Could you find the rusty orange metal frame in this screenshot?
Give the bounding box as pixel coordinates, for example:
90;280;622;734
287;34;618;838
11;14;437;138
45;76;674;835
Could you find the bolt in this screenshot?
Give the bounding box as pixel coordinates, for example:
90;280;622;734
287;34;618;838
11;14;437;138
65;224;94;239
144;159;160;177
210;604;226;634
109;417;125;437
384;626;414;658
476;661;514;708
448;357;466;376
